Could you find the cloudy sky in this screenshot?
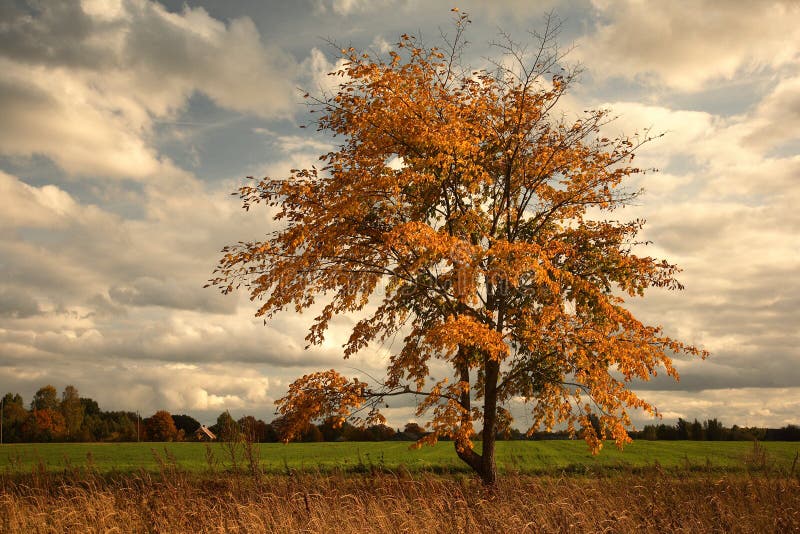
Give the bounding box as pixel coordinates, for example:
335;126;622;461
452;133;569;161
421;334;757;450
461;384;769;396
1;0;797;429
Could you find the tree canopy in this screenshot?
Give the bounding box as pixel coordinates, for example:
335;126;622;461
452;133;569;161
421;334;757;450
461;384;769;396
144;410;178;442
210;12;706;485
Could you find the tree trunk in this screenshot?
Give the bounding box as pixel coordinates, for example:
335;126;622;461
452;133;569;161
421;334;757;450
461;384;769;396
453;346;500;485
454;439;482;473
454;345;484;475
480;358;500;486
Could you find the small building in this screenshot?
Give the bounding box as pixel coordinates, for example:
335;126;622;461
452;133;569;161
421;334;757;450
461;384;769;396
194;424;217;441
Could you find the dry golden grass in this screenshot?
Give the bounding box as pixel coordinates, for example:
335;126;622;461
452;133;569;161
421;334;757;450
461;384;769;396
1;469;798;533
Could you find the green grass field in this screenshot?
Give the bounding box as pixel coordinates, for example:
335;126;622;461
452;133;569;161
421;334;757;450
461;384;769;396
2;440;799;475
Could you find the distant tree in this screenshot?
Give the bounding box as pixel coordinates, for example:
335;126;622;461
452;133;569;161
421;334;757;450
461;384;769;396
676;418;690;440
269;416;292;442
31;385;59;411
172;414;201;439
318;416;350;442
704;418;725;441
342;424;371;441
300;423;324;442
655;424;678;440
144;410;178;442
403;422;426;439
75;397;103;441
80;397;101;417
1;393;27;443
690;419;704;440
238;415;270;443
22;408;66;442
212;411;239;442
783;425;800;441
263;422;280;443
782;425;800;441
102;411;138;441
366;424;396;441
2;392;23;409
61;385;84;441
640;425;658;440
507;427;525;441
765;424;800;441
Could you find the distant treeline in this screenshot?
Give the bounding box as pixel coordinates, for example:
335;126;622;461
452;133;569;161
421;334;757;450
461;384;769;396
2;386;141;443
2;385;800;443
629;417;800;442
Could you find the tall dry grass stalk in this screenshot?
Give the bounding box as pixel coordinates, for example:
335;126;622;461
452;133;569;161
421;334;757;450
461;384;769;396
1;468;798;533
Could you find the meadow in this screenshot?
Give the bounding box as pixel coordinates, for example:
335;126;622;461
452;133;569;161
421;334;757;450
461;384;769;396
1;441;799;532
1;439;799;475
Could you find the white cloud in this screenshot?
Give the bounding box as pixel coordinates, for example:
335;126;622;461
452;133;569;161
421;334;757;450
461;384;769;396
569;92;799;416
0;60;162;178
743;75;800;151
0;0;297;179
595;101;717;175
300;47;350;97
0;170;77;228
253;127;335;154
578;0;800;91
0;0;798;432
119;1;297;118
80;0;125;20
633;388;800;427
313;0;394;16
0;165;357;376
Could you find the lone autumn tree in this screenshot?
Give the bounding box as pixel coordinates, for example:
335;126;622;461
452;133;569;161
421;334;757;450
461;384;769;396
145;410;178;442
210;12;706;485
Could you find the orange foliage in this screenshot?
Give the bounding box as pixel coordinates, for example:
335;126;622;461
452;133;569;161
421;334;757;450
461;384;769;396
211;12;707;484
145;410;178;442
23;409;66;442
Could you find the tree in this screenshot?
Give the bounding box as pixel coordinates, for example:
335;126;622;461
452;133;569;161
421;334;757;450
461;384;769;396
172;414;201;439
80;397;101;417
300;423;324;442
144;410;178;442
704;418;725;441
676;418;690;440
690;419;704;441
318;416;352;442
22;408;66;442
238;415;270;443
403;422;426;439
210;12;706;485
212;411;239;442
640;425;658;440
262;422;280;443
366;424;396;441
1;393;27;443
61;385;84;441
31;385;59;411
